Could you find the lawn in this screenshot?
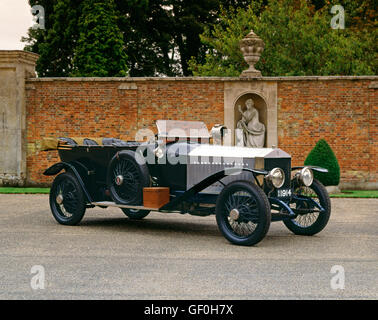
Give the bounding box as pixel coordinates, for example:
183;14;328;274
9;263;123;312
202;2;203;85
0;187;50;194
329;190;378;198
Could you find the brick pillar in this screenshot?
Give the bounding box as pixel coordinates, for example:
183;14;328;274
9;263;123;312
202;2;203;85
0;50;39;186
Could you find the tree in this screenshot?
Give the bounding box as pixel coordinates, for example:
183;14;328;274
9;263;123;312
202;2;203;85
116;0;254;76
189;0;377;76
169;0;254;76
23;0;254;77
71;0;128;76
23;0;83;77
115;0;180;76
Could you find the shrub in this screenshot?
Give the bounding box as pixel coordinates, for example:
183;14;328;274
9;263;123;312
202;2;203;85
304;139;340;186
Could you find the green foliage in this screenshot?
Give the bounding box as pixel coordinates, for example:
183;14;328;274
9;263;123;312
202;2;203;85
189;0;377;76
189;4;260;77
24;0;130;77
115;0;253;76
23;1;254;77
23;0;377;77
23;0;82;77
71;0;128;77
304;139;341;186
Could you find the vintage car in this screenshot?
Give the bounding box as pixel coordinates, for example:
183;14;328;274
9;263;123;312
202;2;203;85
43;120;331;246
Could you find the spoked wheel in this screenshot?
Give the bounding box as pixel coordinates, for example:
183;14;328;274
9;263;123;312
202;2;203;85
49;172;86;225
284;179;331;235
216;181;271;246
107;150;150;205
121;208;150;220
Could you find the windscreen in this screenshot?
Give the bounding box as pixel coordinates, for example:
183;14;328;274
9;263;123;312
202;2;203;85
156;120;210;140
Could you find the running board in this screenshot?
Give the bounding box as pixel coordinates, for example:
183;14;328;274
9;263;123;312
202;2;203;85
91;201;160;211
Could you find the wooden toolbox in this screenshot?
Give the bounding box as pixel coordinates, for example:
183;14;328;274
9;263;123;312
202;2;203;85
143;187;170;208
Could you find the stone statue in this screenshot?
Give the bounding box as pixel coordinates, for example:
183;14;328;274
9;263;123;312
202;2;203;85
236;98;265;148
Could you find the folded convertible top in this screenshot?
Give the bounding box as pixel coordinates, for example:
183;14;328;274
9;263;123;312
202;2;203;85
40;137;141;151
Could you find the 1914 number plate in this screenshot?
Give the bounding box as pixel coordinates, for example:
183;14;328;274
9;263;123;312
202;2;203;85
277;189;292;198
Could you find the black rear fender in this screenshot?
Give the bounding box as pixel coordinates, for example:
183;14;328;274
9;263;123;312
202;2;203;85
43;162;68;176
43;162;93;203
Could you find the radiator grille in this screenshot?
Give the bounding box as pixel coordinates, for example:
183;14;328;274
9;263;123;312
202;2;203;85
264;157;291;195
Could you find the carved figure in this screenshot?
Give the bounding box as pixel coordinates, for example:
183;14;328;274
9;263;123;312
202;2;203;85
236;98;265;147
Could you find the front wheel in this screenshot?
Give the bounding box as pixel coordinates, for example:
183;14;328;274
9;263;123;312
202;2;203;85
121;208;150;220
284;179;331;235
49;172;86;225
216;181;271;246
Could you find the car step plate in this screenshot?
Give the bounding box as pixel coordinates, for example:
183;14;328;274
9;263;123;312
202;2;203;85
91;201;160;211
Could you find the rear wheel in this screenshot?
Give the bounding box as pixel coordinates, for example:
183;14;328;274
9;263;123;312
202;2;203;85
216;181;271;246
121;208;150;220
107;150;150;205
284;179;331;235
49;172;86;225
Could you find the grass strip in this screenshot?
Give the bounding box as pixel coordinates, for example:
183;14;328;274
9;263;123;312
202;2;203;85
0;187;50;194
329;190;378;198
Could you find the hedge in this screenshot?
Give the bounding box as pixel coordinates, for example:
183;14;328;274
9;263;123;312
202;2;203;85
304;139;340;186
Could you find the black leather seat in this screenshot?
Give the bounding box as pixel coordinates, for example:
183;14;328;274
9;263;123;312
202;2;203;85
58;137;78;146
83;138;99;146
58;137;141;147
102;138;141;147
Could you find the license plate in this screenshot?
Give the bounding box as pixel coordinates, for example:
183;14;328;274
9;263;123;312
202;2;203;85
277;189;292;198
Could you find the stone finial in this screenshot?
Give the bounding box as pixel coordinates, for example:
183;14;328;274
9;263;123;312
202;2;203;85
239;30;264;78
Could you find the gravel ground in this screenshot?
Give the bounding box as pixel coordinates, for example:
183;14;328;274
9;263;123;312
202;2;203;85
0;194;377;299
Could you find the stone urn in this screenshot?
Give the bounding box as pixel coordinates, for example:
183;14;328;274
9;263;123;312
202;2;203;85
239;30;265;77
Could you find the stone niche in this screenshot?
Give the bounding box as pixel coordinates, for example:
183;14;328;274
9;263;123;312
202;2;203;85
224;80;278;148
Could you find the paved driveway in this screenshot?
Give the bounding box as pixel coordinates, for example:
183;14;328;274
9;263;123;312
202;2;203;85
0;194;377;299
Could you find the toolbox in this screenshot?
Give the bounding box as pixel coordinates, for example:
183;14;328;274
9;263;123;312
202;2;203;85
143;187;170;208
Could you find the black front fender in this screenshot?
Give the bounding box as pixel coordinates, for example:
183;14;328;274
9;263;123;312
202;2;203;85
292;166;328;173
159;167;268;211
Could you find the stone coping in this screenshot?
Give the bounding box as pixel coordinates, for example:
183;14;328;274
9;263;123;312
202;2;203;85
0;50;39;65
26;75;378;82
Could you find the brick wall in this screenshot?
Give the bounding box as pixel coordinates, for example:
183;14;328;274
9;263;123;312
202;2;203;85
25;79;225;185
277;80;377;188
25;77;377;188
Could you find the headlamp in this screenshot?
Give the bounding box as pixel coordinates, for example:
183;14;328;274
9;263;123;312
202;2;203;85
298;167;314;187
265;167;285;189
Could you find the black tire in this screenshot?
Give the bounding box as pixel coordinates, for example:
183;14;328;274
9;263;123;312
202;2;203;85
49;172;86;225
121;208;150;220
216;180;271;246
107;150;150;205
283;179;331;236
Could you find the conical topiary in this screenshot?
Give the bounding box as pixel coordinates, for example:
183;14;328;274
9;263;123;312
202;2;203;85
304;139;340;186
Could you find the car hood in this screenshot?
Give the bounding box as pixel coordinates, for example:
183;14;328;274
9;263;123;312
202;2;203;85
187;144;291;159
